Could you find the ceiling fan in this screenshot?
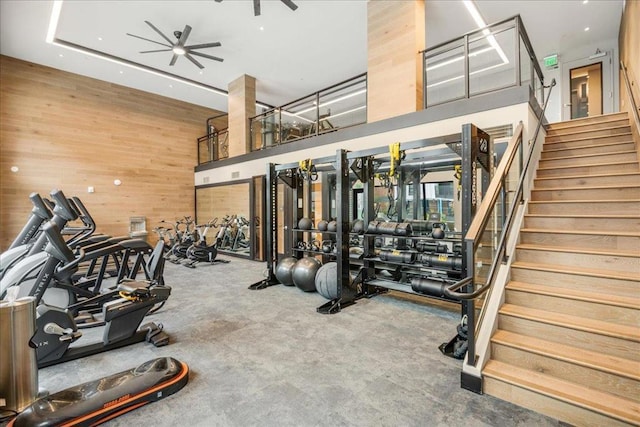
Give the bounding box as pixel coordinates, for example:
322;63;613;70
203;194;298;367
126;21;223;69
214;0;298;17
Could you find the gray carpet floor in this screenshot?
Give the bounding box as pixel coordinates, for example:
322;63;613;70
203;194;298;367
36;256;562;427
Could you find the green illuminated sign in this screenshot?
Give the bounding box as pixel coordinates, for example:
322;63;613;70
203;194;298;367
544;54;558;68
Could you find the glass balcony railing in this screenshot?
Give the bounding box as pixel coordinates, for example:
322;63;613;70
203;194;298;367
250;73;367;151
423;15;545;108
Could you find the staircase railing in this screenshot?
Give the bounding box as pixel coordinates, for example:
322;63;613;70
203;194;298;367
444;78;556;368
620;60;640;139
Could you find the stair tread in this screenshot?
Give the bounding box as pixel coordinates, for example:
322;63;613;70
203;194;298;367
499;304;640;342
516;243;640;257
528;199;640;204
543;141;635;153
547;113;629;129
525;213;640;219
534;172;640;181
492;329;640;381
537;160;639;171
544;132;633;144
531;183;640;191
483;359;640;424
520;227;640;237
546;124;631;136
511;260;640;282
506;281;640;310
539;150;637;162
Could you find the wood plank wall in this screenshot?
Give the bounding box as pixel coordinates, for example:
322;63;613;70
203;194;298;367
367;0;425;123
0;56;219;249
228;74;256;158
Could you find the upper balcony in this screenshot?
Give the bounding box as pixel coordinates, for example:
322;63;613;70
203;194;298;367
196;15;546;168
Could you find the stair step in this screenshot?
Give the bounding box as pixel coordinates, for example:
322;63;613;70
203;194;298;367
538;151;638;168
506;280;640;326
545;125;631;143
531;185;640;201
519;228;640;251
533;172;640;189
491;330;640;402
547;112;629;130
546;118;631;135
536;161;640;178
541;141;637;159
544;133;634;150
483;360;640;426
524;214;640;231
527;199;640;215
510;262;640;298
498;304;640;360
515;244;639;275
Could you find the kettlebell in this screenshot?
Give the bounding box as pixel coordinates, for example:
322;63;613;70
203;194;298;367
321;240;333;253
431;223;445;240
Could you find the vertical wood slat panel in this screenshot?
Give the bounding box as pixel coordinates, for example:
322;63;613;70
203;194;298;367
0;56;220;249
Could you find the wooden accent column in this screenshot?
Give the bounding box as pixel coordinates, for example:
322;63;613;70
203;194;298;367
228;74;256;158
367;0;425;123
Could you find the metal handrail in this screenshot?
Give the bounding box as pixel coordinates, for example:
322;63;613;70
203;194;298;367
445;78;555;301
620;60;640;137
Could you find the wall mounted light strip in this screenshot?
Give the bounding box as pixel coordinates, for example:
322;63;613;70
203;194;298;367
462;0;509;64
46;0;273;110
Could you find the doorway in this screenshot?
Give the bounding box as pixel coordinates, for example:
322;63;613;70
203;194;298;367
569;62;603;119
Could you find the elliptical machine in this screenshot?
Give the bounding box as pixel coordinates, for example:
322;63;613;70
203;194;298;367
28;222;172;368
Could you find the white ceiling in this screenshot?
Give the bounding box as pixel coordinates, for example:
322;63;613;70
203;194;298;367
0;0;624;113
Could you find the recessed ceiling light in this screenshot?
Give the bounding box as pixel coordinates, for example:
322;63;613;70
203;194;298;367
199;71;203;75
169;84;173;88
583;0;588;4
58;54;63;57
584;26;590;31
259;26;264;31
98;37;103;41
119;70;123;74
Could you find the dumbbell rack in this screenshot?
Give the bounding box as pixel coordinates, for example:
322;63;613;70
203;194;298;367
250;124;493;319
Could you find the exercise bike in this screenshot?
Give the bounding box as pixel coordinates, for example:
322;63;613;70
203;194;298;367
167;216;196;264
183;218;229;268
28;221;172;368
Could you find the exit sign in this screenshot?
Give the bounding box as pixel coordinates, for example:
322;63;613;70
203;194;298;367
544;54;558;68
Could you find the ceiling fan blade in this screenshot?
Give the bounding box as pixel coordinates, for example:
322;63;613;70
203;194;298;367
169;54;179;66
184;42;221;50
280;0;298;11
214;0;222;2
190;51;224;62
145;20;174;45
253;0;261;16
126;33;172;48
140;49;172;53
177;25;192;47
185;53;205;69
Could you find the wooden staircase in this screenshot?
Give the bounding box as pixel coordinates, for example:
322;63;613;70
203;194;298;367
482;112;640;426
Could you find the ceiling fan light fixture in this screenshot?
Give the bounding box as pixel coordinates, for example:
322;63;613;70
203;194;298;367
172;46;186;55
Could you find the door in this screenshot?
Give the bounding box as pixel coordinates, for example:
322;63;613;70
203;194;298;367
569;62;603;119
561;51;614;121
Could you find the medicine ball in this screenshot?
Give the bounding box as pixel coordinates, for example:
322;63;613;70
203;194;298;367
292;257;322;292
431;223;445;240
351;219;365;234
274;257;298;286
317;220;329;231
315;262;338;300
327;220;337;232
298;217;313;230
